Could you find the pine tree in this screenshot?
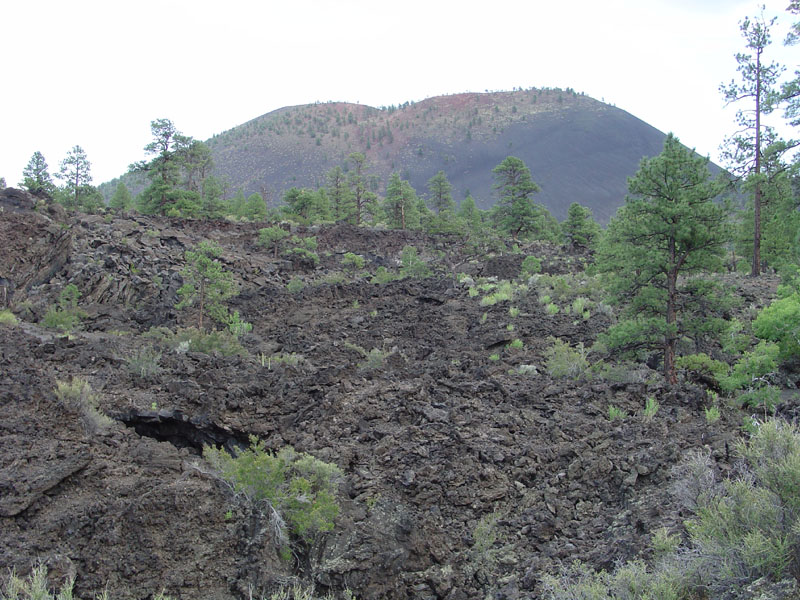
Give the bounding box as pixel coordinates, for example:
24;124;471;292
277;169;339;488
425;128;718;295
20;151;56;196
563;202;601;249
109;182;133;212
346;152;368;225
458;195;482;232
492;156;543;239
720;10;785;276
326;166;356;222
132;119;196;216
383;173;420;230
57;146;93;210
243;192;268;221
595;134;731;386
427;170;454;214
176;241;237;330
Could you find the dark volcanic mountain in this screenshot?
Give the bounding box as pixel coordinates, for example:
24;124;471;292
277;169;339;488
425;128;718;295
207;89;671;223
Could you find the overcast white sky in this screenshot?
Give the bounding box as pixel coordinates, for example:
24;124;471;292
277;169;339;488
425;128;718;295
2;0;797;187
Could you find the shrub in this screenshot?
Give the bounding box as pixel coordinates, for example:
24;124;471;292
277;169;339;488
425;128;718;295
721;341;780;410
42;284;86;334
541;559;683;600
545;302;559;315
643;396;659;422
520;255;542;278
608;404;627;421
322;271;347;285
126;346;162;380
370;266;399;284
704;405;721;424
753;293;800;360
469;512;500;578
681;420;800;595
55;377;113;433
285;246;319;267
544;338;588;379
480;280;521;306
342;252;366;272
203;437;343;554
174;327;246;357
286;278;305;294
0;309;18;325
722;318;752;355
507;338;524;350
227;310;253;338
264;352;304;368
508;306;520;318
2;564;76;600
258;226;290;257
676;353;729;385
364;348;388;370
399;245;431;279
571;297;589;315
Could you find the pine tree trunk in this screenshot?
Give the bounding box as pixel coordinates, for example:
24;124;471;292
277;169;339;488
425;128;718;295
665;257;678;386
752;46;763;277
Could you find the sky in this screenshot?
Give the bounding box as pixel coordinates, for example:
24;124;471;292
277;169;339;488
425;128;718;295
2;0;798;187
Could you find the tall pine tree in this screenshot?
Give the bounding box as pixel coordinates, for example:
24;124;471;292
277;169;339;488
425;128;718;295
595;134;731;386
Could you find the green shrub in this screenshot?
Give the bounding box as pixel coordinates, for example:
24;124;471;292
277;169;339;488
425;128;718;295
480;280;521;306
55;377;113;433
227;310;253;338
520;255;542;278
370;266;399;284
126;346;162;380
469;512;500;578
541;559;683;600
42;284;86;334
682;420;800;595
342;252;366;272
264;352;304;368
753;293;800;360
608;404;627;421
676;353;729;384
704;405;721;424
643;396;659;422
508;306;520;318
322;271;347;285
571;297;589;315
2;564;76;600
722;318;752;355
399;245;431;279
174;327;246;356
284;246;319;266
258;226;290;256
203;437;343;553
286;278;305;294
544;338;588;379
723;341;781;389
507;338;524;350
0;309;18;325
545;302;559;315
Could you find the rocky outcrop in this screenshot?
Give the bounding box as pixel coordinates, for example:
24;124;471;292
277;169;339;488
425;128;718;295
0;203;762;599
